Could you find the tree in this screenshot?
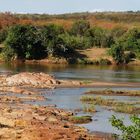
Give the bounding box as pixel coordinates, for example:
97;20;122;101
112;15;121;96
70;20;90;36
121;28;140;59
86;27;113;48
109;43;125;64
109;42;135;65
109;28;140;64
4;25;45;60
40;24;65;57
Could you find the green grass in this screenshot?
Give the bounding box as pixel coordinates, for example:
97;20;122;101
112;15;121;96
84;89;140;96
80;96;140;114
113;105;140;114
83;104;96;113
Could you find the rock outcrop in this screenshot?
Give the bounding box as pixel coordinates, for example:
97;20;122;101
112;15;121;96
4;72;59;88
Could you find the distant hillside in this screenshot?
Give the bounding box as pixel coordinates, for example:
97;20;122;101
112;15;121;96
1;12;140;29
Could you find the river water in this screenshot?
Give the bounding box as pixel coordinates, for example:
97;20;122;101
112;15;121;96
0;63;140;82
0;63;140;134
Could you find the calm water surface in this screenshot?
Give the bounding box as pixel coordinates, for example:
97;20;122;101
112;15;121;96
0;63;140;82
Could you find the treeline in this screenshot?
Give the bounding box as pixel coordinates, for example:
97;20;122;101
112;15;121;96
16;12;140;23
0;20;124;60
2;12;140;30
0;15;140;64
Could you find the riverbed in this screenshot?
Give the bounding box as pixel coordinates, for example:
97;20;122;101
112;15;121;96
0;63;140;135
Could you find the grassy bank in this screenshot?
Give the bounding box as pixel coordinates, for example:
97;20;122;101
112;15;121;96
80;96;140;114
84;89;140;96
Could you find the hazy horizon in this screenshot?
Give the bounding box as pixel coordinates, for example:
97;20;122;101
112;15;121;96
0;0;140;14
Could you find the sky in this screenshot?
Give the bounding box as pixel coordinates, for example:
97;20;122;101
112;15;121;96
0;0;140;14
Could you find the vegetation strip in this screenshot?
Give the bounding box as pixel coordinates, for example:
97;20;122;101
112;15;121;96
80;96;140;114
84;89;140;96
0;13;140;65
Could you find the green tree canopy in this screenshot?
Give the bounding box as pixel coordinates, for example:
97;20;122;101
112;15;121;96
71;20;90;36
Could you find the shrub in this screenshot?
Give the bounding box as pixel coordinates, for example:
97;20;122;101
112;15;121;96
86;27;114;48
69;116;92;124
0;28;8;43
2;45;16;61
108;43;126;64
4;25;45;60
70;20;90;36
108;28;140;64
98;58;112;65
110;115;140;140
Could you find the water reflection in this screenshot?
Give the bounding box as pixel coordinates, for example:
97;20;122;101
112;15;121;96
0;63;140;82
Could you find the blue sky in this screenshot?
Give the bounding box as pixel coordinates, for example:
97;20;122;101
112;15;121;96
0;0;140;14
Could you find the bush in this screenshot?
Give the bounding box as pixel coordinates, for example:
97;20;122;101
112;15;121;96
58;33;90;51
108;43;126;64
0;28;8;43
4;25;45;60
70;20;90;36
111;26;127;40
2;45;16;61
110;115;140;140
98;58;112;65
109;28;140;64
40;24;65;57
86;27;114;48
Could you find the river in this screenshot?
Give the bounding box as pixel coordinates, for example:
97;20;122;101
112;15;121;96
0;63;140;135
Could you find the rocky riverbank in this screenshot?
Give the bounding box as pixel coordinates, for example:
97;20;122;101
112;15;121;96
0;72;139;90
0;72;114;140
0;72;138;140
0;103;95;140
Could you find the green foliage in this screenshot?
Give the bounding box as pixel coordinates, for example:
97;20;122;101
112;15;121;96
109;43;136;64
3;24;89;61
4;25;45;60
58;33;90;51
111;26;127;40
2;45;16;61
80;96;140;114
69;116;92;124
0;28;8;43
110;115;140;140
86;27;114;48
71;20;90;36
121;28;140;59
40;24;65;57
2;21;140;64
109;28;140;64
75;58;111;65
109;43;125;64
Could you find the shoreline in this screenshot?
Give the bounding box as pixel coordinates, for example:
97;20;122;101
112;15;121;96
1;59;140;66
0;72;139;140
57;80;140;88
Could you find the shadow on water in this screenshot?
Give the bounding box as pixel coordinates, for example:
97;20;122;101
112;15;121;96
0;63;140;82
